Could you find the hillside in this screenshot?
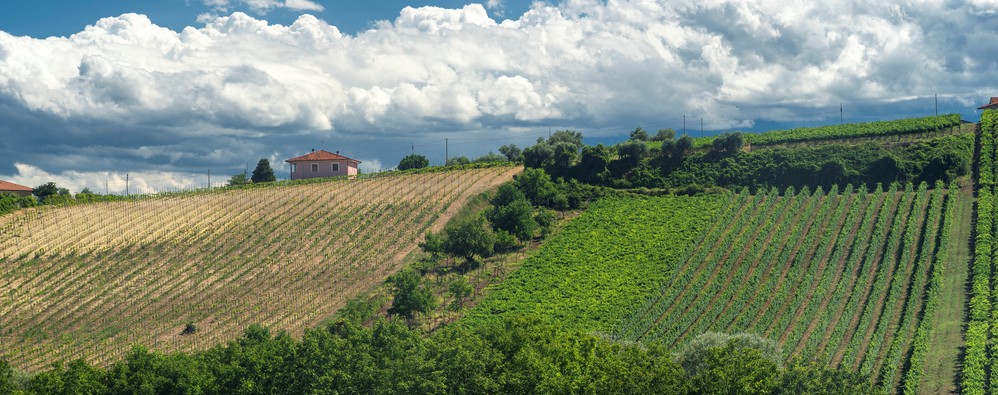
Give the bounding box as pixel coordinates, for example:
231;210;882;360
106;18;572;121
0;166;520;370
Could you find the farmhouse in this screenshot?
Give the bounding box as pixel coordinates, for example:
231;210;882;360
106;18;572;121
980;97;998;111
286;149;361;180
0;180;33;197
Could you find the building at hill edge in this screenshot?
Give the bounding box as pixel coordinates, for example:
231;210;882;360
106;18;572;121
0;180;33;197
285;149;361;180
979;97;998;111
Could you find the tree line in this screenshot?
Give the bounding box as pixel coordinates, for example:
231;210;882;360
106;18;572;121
1;317;875;394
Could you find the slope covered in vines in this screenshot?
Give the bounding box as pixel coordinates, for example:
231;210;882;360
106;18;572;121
0;166;520;370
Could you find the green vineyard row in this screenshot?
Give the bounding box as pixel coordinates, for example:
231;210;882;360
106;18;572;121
963;109;998;395
617;181;954;393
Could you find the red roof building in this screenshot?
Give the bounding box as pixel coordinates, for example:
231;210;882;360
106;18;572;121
979;97;998;110
285;149;361;180
0;180;33;197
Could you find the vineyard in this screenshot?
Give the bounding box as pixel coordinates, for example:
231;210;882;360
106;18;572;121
0;166;520;370
963;109;998;395
461;194;725;333
616;182;959;392
661;114;963;149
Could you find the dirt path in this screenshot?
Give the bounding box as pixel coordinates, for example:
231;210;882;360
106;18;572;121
920;190;972;394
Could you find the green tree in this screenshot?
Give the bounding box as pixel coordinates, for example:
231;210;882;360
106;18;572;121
629;127;649;141
651;128;677;142
473;152;506;163
499;144;523;162
487;198;537;241
251;159;276;183
712;132;745;154
32;182;60;200
398;154;430;170
446;156;471;166
515;168;565;209
547;130;584;149
387;269;437;319
522;143;554;169
443;216;496;263
228;171;250;186
448;279;473;310
577;144;611;183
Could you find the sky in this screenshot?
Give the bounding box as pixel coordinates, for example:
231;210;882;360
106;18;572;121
0;0;996;194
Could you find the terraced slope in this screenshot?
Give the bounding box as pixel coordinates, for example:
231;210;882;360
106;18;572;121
616;183;956;392
0;166;520;370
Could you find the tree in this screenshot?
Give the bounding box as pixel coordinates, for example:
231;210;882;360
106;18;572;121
398;154;429;170
674;135;694;157
448;279;473;310
576;145;611;184
442;216;495;264
387;269;437;319
629;127;649;141
515;168;565;209
487;186;537;241
32;182;59;200
650;128;677;142
251;159;276;183
547;130;584;149
499;144;523;162
522;143;554;169
473;152;506;163
228;171;250;186
446;156;471;166
712;132;745;154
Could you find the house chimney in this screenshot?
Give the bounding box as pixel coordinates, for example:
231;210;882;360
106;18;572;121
336;150;340;154
311;148;315;152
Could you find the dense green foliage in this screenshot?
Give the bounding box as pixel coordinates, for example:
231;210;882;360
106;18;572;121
522;116;970;192
662;134;971;191
250;159;276;183
0;317;873;394
661;114;962;149
0;193;36;216
398;154;430;170
464;194;725;332
963;110;998;395
387;270;438;319
616;182;955;390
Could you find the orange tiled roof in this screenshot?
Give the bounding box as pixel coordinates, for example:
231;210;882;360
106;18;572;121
0;180;32;192
979;97;998;110
285;150;361;163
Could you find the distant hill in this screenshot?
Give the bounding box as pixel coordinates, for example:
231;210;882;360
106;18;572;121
0;165;520;370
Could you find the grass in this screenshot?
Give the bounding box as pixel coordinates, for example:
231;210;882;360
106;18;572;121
921;188;972;394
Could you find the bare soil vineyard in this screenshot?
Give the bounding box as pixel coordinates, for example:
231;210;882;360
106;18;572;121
0;166;520;370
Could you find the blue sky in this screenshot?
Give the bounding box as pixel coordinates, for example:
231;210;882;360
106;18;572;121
0;1;531;38
0;1;996;193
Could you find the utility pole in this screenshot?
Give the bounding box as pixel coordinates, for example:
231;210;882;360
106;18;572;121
840;104;843;125
411;143;414;155
125;173;129;196
105;174;109;195
207;169;211;189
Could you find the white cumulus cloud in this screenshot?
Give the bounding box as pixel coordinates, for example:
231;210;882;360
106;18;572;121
0;0;995;192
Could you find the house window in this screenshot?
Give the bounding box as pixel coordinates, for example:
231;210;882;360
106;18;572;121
332;163;340;172
291;163;297;173
311;163;319;172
